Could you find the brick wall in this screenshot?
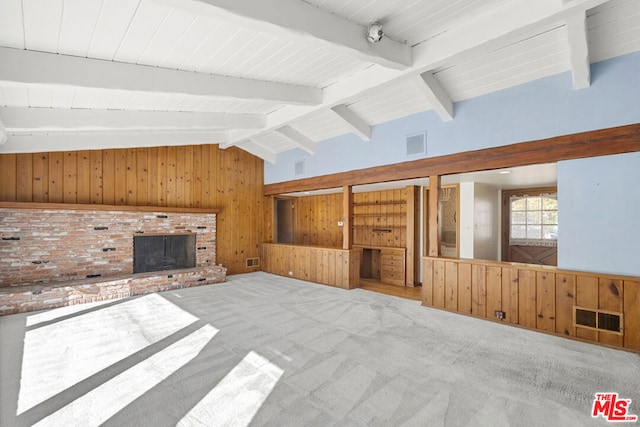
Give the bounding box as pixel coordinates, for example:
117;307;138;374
0;208;217;287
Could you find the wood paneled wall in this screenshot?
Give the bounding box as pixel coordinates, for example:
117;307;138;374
294;193;343;247
422;256;640;352
262;243;360;289
0;145;264;275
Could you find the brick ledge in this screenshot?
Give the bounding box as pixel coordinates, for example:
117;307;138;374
0;266;227;316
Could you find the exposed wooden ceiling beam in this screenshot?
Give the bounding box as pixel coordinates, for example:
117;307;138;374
263;123;640;195
235;140;276;164
0;47;322;106
0;107;265;132
410;72;454;121
565;11;591;89
0;131;228;154
153;0;411;71
276;126;315;155
0;117;7;147
229;0;609;147
329;105;371;141
411;0;608;69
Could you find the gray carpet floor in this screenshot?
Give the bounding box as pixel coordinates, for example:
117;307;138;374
1;271;639;426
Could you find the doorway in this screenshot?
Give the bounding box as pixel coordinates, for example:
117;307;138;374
275;198;294;244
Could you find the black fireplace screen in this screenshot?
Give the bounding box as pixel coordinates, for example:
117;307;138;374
133;234;196;273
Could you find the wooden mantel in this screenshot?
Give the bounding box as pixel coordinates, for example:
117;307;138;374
0;201;221;214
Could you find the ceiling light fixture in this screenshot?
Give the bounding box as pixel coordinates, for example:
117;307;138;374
499;170;512;175
367;22;384;43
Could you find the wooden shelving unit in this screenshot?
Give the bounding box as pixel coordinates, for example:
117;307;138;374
351;187;420;286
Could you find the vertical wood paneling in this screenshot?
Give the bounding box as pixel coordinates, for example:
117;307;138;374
536;271;556;332
0;144;265;276
518;269;537;329
501;267;519;325
126;149;137;205
64;151;79;203
624;281;640;350
166;147;177;207
76;151;90;203
156;146;167;206
576;276;598;342
16;154;33;202
0;154;17;201
136;148;148;206
471;264;486;316
420;257;639;351
598;278;623;346
486;266;502;316
91;150;103;204
444;261;458;310
262;244;359;289
433;259;445;308
48;152;63;202
32;153;48;202
556;274;576;337
422;258;433;306
457;262;472;314
102;150;116;205
114;149;127;205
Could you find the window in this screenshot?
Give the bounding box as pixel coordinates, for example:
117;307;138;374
509;193;557;246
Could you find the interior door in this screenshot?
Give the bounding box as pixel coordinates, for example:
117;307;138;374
275;198;295;244
502;187;557;265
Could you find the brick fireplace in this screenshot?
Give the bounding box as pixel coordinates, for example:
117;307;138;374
0;203;226;315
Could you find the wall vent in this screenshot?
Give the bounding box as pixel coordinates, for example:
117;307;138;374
574;306;622;334
246;257;260;267
294;160;305;176
406;132;426;156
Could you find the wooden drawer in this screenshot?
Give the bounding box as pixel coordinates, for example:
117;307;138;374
381;264;403;274
381;271;405;286
381;258;403;267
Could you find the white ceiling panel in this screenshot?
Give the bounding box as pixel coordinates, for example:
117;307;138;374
23;0;64;52
436;26;569;101
113;0;172;64
347;80;432;125
588;0;640;62
252;132;297;152
291;109;355;142
0;0;638;159
0;0;25;49
86;0;141;60
58;0;104;57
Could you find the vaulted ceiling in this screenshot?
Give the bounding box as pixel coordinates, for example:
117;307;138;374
0;0;638;162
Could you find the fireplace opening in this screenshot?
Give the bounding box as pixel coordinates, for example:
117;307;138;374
133;234;196;274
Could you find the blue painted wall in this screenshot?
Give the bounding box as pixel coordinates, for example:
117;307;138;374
558;152;640;277
265;52;640;276
266;51;640;184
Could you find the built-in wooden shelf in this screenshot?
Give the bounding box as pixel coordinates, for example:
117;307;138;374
352;213;406;217
353;200;406;206
0;202;221;214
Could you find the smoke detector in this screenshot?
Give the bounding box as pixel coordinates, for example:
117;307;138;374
366;22;384;43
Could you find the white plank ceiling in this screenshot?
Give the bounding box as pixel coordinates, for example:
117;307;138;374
0;0;639;161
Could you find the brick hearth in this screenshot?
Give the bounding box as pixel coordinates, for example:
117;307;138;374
0;204;226;314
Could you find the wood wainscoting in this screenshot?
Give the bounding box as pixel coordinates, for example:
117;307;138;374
422;256;640;352
262;243;361;290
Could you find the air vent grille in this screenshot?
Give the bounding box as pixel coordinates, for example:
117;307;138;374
574;306;622;334
294;160;305;176
246;257;260;268
406;132;426;156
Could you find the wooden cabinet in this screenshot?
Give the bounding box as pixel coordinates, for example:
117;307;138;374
381;249;406;286
357;246;406;286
